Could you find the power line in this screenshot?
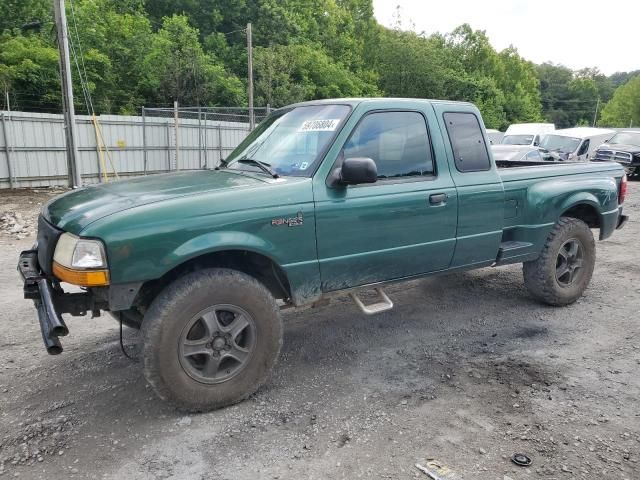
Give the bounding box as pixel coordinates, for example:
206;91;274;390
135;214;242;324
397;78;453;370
68;0;95;115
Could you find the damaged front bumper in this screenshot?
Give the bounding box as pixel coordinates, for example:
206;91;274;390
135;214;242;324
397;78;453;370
18;250;105;354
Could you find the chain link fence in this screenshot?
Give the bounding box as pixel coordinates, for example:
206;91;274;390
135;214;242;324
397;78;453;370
1;106;272;188
141;106;269;173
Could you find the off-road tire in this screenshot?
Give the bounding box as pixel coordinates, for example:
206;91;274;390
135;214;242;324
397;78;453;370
523;217;595;306
140;268;282;411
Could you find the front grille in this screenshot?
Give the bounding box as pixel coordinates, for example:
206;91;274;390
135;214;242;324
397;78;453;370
36;215;63;275
613;151;632;163
594;149;632;164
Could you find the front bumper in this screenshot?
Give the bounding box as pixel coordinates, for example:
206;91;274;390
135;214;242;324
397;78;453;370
18;250;103;355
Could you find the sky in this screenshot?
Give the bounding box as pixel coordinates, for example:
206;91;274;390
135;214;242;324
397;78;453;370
373;0;639;75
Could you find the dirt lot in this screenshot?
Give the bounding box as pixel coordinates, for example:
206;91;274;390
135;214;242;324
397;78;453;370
0;184;638;480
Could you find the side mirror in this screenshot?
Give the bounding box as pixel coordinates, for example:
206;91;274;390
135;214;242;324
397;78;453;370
339;157;377;185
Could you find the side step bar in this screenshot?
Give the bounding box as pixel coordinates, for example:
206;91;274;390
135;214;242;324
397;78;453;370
350;288;394;315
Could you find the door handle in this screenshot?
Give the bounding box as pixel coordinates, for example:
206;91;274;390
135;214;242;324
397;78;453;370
429;193;448;205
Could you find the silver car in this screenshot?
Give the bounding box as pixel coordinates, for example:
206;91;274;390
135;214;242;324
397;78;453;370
491;145;545;162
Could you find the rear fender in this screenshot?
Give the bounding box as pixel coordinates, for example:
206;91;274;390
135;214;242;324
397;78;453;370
526;176;618;226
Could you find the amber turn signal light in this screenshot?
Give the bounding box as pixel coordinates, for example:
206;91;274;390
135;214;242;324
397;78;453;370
53;261;110;287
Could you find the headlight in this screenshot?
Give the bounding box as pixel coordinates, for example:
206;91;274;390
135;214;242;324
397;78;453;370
52;233;109;286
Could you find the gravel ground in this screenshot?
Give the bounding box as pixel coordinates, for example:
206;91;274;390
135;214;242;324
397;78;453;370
0;184;638;480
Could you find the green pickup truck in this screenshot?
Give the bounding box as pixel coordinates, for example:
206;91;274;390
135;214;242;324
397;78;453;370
18;98;629;411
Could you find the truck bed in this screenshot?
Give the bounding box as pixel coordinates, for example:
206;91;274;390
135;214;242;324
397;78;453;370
497;160;622;183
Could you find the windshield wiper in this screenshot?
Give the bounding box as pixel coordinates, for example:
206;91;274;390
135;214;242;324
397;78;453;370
236;159;279;178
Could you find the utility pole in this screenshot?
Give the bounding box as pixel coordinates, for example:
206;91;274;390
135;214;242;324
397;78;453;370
592;97;600;127
53;0;82;188
246;22;255;130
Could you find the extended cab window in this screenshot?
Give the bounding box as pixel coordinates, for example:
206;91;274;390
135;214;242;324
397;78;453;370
342;111;434;180
443;112;491;172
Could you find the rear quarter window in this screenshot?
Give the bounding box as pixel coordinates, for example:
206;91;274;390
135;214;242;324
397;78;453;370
443;112;491;172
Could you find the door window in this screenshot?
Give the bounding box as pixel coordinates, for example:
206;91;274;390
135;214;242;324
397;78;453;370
342;111;434;180
443;112;491;172
577;139;590;156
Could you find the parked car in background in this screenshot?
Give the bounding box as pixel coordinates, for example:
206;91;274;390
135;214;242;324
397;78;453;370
593;130;640;178
491;145;545;162
486;129;504;145
501;123;555;147
539;128;615;162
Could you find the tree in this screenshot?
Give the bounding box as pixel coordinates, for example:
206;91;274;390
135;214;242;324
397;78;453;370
0;33;61;112
68;0;154;114
497;47;542;124
141;15;245;106
600;75;640;127
254;43;378;107
0;0;51;34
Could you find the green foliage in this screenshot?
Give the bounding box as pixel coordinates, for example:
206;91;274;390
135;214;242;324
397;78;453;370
254;44;378;107
537;63;613;128
369;24;541;129
0;33;61;111
0;0;51;34
0;0;636;127
140;15;245;107
600;75;640;127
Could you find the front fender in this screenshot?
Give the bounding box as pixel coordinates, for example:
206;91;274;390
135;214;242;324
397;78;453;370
163;232;322;306
168;230;280;268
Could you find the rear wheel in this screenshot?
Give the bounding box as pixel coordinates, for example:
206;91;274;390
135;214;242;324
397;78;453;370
523;217;595;306
140;268;282;411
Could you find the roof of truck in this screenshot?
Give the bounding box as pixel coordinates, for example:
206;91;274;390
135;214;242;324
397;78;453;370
551;127;616;138
285;98;475;109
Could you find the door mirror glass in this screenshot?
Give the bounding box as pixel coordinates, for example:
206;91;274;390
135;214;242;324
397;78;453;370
340;157;378;185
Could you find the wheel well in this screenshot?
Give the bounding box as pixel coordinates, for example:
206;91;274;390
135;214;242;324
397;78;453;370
561;204;600;229
135;250;291;311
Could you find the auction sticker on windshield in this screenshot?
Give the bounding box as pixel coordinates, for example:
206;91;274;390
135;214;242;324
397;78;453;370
298;119;341;132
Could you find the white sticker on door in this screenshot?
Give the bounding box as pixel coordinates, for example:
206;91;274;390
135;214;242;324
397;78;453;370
298;119;340;132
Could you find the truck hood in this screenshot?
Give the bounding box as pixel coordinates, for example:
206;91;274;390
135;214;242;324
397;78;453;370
599;143;640;154
43;170;272;233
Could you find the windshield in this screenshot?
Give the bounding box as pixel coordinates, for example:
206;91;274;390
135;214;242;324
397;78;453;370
502;134;534;145
539;135;581;154
226;104;351;176
608;132;640;147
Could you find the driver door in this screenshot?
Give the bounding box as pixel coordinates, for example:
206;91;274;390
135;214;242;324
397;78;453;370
313;106;458;292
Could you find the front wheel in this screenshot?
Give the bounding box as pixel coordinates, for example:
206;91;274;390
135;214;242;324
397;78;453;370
523;217;595;306
140;268;283;411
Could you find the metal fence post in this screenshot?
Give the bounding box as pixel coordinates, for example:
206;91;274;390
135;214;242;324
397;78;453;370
266;104;271;115
165;119;171;172
173;100;179;170
1;112;15;188
203;111;208;169
198;107;203;169
217;125;223;167
142;106;148;175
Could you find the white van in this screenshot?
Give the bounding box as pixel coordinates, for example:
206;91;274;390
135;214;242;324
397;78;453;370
501;123;555;147
538;127;615;162
486;129;504;145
